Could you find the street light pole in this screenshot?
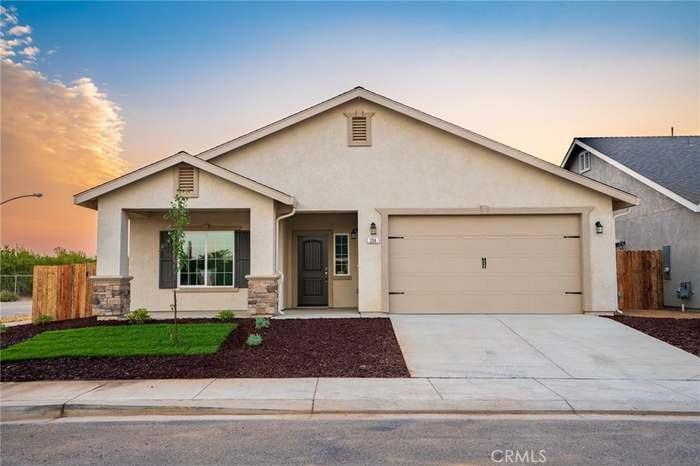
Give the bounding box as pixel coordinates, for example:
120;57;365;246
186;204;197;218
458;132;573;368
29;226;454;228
0;193;43;205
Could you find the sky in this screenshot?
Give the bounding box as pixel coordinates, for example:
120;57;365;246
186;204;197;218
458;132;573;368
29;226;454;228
1;1;698;255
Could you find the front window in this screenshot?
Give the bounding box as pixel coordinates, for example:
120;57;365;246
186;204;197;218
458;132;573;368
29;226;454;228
334;234;349;276
179;231;234;287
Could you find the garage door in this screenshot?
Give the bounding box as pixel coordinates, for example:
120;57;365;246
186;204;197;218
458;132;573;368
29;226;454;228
388;215;582;314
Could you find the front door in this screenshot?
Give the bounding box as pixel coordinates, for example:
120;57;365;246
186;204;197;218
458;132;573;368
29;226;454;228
298;235;328;306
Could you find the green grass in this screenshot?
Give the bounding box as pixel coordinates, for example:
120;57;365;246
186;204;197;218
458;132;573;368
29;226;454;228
0;323;237;362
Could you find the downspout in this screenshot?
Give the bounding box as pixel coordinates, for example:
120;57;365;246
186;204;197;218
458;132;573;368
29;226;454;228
274;205;296;315
613;207;631;315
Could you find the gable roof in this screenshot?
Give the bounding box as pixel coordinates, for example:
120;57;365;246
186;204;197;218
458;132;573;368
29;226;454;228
74;151;296;209
197;87;637;208
563;136;699;212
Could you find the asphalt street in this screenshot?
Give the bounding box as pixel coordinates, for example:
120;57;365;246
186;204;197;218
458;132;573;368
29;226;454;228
1;415;698;465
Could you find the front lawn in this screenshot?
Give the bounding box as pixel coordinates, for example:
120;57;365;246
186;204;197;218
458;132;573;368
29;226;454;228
0;323;236;362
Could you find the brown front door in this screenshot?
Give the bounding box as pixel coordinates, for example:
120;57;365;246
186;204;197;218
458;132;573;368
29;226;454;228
298;235;328;306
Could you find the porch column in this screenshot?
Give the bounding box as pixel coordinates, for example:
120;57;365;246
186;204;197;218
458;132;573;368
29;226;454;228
246;200;279;315
357;208;383;312
91;202;132;318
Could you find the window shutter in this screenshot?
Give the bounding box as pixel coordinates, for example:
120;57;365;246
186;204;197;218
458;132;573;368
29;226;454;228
177;165;197;195
159;231;176;289
234;231;250;288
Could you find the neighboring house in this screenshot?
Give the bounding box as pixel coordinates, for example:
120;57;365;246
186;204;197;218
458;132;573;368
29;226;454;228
74;87;637;318
562;136;699;310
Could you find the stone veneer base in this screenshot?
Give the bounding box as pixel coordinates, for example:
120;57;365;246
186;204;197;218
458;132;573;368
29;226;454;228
246;275;280;315
90;276;133;318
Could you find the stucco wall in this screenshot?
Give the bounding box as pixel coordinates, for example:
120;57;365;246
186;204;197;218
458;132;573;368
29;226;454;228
96;168;277;316
129;210;250;316
211;99;619;313
569;149;700;309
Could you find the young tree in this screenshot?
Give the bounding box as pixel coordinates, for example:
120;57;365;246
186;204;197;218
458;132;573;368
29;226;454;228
164;193;190;343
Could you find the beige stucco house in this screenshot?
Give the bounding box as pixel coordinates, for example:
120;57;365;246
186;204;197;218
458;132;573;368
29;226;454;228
74;87;638;318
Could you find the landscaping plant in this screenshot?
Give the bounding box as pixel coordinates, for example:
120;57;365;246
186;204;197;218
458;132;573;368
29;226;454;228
0;290;19;302
164;192;190;344
34;314;54;324
0;322;6;333
246;333;263;347
126;308;151;324
217;310;236;322
255;317;271;330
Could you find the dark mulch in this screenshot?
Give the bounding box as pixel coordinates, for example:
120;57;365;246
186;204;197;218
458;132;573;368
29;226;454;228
608;315;700;356
1;318;410;381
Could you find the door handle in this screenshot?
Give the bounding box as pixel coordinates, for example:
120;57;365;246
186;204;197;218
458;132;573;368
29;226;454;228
324;266;328;280
481;257;487;269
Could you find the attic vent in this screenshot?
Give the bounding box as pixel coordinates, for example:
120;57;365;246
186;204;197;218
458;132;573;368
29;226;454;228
344;110;374;146
176;164;198;197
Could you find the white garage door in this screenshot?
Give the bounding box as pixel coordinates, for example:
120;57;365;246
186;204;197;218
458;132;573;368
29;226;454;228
388;215;582;314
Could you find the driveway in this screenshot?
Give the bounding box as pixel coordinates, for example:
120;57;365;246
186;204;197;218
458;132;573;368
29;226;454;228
390;315;700;380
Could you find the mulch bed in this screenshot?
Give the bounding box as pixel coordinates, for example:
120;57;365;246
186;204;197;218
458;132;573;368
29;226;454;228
1;318;410;381
608;315;700;356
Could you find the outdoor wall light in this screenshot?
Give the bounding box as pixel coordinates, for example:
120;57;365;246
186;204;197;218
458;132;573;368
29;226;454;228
370;222;377;236
595;221;604;234
350;228;357;239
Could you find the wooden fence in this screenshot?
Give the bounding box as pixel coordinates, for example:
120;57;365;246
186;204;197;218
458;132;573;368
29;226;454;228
616;250;663;310
32;263;96;321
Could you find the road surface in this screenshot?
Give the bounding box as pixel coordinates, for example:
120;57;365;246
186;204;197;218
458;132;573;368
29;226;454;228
0;299;31;319
2;415;698;465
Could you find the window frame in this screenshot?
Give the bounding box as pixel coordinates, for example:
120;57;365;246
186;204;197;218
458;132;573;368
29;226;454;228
333;233;350;277
579;151;591;174
177;230;236;288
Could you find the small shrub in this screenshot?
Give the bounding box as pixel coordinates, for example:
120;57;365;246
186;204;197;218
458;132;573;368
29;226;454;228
254;317;271;330
0;322;6;333
246;333;263;347
34;314;54;324
217;310;236;322
126;308;151;324
0;290;19;302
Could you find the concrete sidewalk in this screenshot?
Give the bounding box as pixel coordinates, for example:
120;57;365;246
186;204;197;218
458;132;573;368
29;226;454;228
2;377;699;421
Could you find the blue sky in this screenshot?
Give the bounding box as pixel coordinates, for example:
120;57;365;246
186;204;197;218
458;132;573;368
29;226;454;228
2;1;699;252
19;1;700;160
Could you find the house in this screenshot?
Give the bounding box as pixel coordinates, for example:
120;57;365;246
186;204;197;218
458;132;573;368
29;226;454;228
74;87;637;318
562;136;699;310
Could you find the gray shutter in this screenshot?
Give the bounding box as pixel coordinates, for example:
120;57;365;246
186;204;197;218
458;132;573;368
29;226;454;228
159;231;176;289
235;231;250;288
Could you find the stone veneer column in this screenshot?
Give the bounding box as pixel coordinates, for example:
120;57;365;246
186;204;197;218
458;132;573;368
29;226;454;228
90;276;133;319
246;274;280;315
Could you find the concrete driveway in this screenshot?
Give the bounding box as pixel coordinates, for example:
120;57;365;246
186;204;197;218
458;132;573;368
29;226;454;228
390;315;700;380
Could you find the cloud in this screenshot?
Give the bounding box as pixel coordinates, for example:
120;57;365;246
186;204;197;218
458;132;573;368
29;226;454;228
19;45;38;58
1;61;128;253
8;24;31;36
0;6;18;27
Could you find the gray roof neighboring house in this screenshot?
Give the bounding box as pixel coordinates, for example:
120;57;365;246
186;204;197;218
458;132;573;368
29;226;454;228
564;136;700;209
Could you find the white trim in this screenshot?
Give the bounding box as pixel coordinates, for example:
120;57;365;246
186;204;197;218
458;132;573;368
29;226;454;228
196;87;638;208
333;233;350;277
74;152;295;208
574;140;699;213
578;151;591;174
178;230;236;288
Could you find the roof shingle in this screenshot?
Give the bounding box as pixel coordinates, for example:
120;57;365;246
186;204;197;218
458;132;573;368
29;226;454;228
577;136;700;205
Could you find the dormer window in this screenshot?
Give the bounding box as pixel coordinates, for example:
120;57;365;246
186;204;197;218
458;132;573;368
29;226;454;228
579;151;591;174
344;110;374;146
175;164;199;197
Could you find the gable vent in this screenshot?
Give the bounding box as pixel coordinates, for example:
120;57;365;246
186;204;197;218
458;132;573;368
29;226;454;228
351;117;368;143
344;110;374;146
176;164;198;197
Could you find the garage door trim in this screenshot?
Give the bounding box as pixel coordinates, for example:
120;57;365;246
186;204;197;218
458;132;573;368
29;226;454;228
377;207;594;314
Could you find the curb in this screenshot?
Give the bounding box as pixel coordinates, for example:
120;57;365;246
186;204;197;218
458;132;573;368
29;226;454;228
3;400;700;422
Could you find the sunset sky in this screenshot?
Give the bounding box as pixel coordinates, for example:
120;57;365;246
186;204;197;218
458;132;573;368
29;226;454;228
1;1;698;255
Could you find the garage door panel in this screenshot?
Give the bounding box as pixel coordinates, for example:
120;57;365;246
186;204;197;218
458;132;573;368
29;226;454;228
388;215;582;314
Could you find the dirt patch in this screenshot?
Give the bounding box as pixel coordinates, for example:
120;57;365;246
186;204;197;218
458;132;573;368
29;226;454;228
609;315;700;356
1;318;409;381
